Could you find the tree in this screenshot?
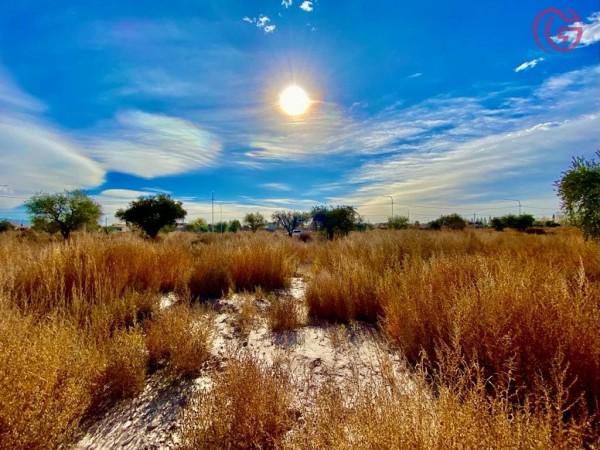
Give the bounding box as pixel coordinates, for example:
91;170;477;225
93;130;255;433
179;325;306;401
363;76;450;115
429;213;467;231
556;151;600;240
25;190;102;239
0;220;14;233
272;210;310;237
387;215;409;230
491;214;535;232
311;205;360;240
185;217;209;232
490;217;505;231
228;219;242;233
116;194;186;239
243;212;266;233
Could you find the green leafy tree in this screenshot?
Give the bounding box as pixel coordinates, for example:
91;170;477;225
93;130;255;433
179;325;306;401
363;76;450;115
490;217;505;231
0;220;14;233
272;210;310;237
24;190;102;239
556;151;600;240
228;219;242;233
116;194;186;239
311;205;360;240
429;213;467;231
185;217;209;232
243;212;266;233
387;215;409;230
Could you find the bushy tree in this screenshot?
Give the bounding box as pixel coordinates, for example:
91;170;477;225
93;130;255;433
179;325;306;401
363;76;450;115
272;210;310;237
25;190;102;239
387;216;409;230
186;217;209;232
429;213;467;231
228;219;242;233
490;217;505;231
244;212;266;233
556;151;600;240
490;214;535;232
116;194;186;239
0;220;14;233
311;205;360;240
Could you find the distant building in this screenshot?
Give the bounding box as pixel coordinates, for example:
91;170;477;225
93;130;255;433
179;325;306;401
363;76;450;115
108;223;130;232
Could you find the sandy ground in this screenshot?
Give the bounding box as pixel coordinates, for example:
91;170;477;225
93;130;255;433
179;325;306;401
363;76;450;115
74;277;410;450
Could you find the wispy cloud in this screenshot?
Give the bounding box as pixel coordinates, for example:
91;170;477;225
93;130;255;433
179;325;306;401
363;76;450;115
321;65;600;217
299;1;314;12
261;183;291;191
553;11;600;48
83;110;222;179
281;0;293;8
408;72;423;79
0;64;105;210
514;57;544;73
243;15;276;33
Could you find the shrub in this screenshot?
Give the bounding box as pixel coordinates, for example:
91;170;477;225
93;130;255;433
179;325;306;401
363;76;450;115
268;294;303;332
102;327;148;399
145;304;214;377
179;354;295;450
0;312;104;450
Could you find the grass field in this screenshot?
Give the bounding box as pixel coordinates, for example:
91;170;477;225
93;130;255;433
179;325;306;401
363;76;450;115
0;228;598;449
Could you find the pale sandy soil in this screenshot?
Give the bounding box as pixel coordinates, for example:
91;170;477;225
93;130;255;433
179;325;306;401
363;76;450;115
74;277;411;450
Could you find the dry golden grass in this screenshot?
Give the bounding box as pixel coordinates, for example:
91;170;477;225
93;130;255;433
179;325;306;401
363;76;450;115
1;229;598;447
145;303;214;377
285;352;596;450
0;309;103;450
179;353;295;450
306;229;600;432
268;293;303;333
101;327;148;399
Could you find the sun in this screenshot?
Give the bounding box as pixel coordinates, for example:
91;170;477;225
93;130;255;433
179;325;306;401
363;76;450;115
279;85;311;116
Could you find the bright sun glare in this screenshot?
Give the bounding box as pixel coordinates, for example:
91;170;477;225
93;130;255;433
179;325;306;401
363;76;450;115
279;85;311;116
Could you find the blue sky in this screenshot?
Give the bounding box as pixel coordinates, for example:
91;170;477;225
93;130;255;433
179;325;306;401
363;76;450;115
0;0;599;224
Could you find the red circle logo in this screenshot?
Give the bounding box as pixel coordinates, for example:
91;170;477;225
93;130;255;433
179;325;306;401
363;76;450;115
533;8;583;53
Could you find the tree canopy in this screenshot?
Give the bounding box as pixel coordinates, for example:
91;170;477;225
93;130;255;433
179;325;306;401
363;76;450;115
116;194;186;239
387;215;409;230
272;210;310;236
429;213;467;231
311;205;360;240
25;190;102;239
556;151;600;240
243;212;266;232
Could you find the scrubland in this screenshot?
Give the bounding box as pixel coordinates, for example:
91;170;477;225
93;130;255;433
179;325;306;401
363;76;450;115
0;228;598;449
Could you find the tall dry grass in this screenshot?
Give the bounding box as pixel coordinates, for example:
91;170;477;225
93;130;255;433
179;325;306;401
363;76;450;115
0;231;299;449
306;229;600;429
179;353;295;450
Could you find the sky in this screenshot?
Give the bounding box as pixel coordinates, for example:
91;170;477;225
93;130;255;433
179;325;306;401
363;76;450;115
0;0;599;225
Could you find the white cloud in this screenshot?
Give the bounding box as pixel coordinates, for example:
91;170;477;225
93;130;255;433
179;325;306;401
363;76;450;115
0;64;105;211
300;1;314;12
243;15;276;33
83;110;222;179
261;183;291;191
0;66;45;113
281;0;293;8
514;57;544;73
408;72;423;79
580;11;600;45
553;11;600;48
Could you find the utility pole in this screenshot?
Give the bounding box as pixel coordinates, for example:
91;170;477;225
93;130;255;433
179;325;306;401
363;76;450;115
383;195;394;219
211;191;214;233
503;199;522;215
220;203;223;233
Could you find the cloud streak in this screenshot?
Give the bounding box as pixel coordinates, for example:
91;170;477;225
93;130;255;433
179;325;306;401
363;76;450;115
514;57;544;72
83;110;222;179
